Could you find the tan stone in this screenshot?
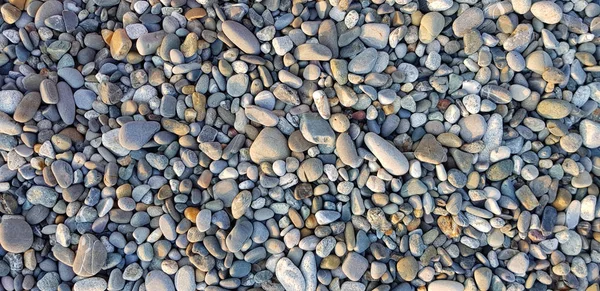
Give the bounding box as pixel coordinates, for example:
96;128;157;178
438;215;461;238
1;3;21;24
9;0;27;10
184;8;206;20
110;29;132;61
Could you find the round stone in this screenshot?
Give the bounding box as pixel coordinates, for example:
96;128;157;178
0;215;33;253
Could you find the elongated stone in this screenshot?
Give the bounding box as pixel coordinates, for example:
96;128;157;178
364;132;409;176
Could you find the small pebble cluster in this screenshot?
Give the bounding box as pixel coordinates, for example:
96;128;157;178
0;0;600;290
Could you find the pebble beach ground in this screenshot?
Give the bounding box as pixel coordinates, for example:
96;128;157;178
0;0;599;291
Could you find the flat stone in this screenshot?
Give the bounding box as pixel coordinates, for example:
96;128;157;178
459;114;487;142
559;230;583;256
336;133;362;168
57;67;84;88
486;160;513;181
159;214;177;241
452;8;484;37
175;266;195;291
515;185;539;211
196;209;211;232
300;252;317;291
13;92;41;123
37;272;61;291
137;31;167;56
315;210;341;224
51;160;73;188
73;278;107;291
110;28;132;61
227;74;249;97
272;83;301;105
506;253;529;275
40;79;59;104
474;267;492;290
26;186;58;207
427;0;452;11
348;48;378;74
56;82;76;125
419;12;445;44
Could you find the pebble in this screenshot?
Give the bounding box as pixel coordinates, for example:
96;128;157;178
0;90;22;114
507;253;529;275
73;278;107;291
342;252;369;281
364;132;409;175
0;215;33;253
459;114;487;143
249;128;290;163
453;8;484;37
537;99;573;119
359;23;390;49
222;21;261;54
580;119;600;148
531;1;563;24
397;256;419;281
428;280;464;291
118;121;161;150
72;234;107;277
145;270;175;291
276;257;305;291
419;13;445;44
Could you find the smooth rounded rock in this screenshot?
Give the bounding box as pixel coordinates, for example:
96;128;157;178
0;215;33;253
